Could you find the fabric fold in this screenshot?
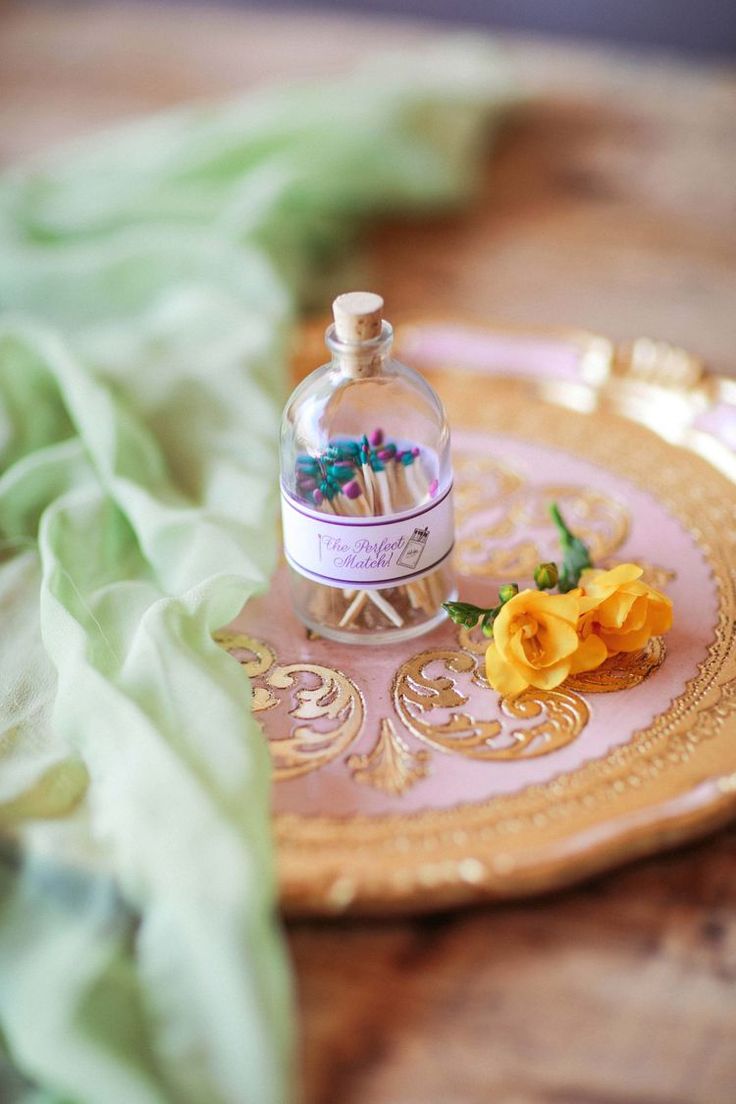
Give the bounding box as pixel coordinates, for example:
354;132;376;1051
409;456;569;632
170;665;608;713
0;37;513;1104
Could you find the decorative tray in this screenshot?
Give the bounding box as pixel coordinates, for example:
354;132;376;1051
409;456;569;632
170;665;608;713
222;320;736;916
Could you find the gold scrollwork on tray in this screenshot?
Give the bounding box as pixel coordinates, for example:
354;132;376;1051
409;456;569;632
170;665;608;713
213;630;276;676
392;649;588;760
455;623;489;658
347;718;431;796
393;650;501;754
500;686;590;757
213;631;279;711
217;632;364;780
262;663;364;780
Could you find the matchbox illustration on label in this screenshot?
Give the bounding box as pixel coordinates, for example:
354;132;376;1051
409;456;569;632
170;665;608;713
397;527;429;570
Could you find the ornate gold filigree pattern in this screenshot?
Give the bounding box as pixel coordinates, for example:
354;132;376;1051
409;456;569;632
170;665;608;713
217;524;669;788
214;630;275;676
217;632;365;778
393;649;588;760
264;657;366;781
347;719;431;796
500;686;590;757
265;663;364;780
214;630;279;710
393;650;501;756
455;623;489;658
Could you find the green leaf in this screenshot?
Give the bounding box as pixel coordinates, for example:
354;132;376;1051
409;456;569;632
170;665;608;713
550;502;593;592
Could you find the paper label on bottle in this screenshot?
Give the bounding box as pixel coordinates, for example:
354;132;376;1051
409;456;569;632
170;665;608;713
281;481;454;590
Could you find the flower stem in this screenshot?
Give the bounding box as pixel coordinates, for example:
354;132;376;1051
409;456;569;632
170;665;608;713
550;502;593;592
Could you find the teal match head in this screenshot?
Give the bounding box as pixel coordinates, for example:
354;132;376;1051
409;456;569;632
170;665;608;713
319;478;340;500
327;464;355;484
297;455;320;474
326;440;360;462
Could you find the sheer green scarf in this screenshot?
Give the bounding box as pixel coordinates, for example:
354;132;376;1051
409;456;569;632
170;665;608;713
0;41;511;1104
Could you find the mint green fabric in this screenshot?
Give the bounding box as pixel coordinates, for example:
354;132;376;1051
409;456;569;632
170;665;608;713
0;40;511;1104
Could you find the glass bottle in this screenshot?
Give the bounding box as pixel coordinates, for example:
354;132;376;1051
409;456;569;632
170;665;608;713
280;292;456;644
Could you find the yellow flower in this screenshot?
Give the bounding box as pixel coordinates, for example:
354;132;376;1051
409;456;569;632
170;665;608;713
485;589;607;698
576;563;673;655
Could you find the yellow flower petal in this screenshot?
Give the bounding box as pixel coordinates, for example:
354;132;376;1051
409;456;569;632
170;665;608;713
485;642;529;698
599;626;654;653
596;589;639;629
533;617;580;664
576;563;672;659
649;598;674;635
568;632;608;674
542;591;580;625
581;563;643;590
620;593;649;632
490;597;516;654
510;629;535;668
525;660;573;691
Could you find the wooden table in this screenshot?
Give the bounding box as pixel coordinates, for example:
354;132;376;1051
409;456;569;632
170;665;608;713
2;5;736;1101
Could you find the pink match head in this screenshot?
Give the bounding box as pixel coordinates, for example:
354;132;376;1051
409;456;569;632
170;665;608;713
411;446;421;457
312;488;324;506
344;480;362;500
369;428;384;447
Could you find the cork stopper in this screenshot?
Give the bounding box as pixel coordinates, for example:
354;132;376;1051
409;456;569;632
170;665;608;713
332;291;384;344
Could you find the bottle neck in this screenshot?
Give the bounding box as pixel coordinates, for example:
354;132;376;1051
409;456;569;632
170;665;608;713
325;320;394;379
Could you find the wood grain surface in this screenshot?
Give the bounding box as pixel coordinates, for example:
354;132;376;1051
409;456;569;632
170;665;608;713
2;5;736;1102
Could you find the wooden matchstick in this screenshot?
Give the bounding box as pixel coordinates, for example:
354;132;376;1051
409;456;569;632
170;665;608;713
375;467;394;513
365;589;404;627
339;590;368;627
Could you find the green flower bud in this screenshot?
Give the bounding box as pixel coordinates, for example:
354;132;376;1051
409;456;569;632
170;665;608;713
481;611;496;637
498;583;519;605
443;601;484;629
534;562;559;590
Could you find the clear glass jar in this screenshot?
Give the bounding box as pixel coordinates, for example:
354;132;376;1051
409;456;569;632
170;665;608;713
280;293;456;644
